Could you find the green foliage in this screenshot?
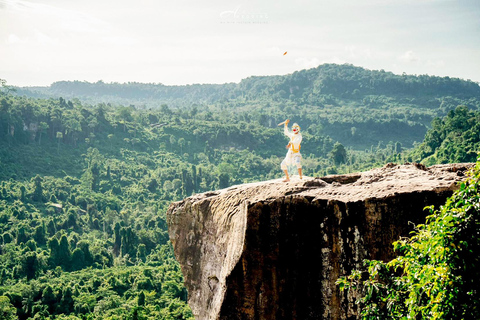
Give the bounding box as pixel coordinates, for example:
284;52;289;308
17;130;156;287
410;105;480;165
0;295;17;320
330;142;347;165
1;66;479;319
0;260;192;320
32;175;45;202
0;78;16;95
337;156;480;319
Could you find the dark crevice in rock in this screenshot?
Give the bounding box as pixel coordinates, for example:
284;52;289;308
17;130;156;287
318;174;362;185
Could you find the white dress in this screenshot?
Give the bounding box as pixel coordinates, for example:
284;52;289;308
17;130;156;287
281;126;302;170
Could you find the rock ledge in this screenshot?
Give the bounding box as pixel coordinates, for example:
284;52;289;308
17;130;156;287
167;163;472;320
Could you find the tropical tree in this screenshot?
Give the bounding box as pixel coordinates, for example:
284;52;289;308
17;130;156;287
0;296;17;320
337;156;480;319
38;122;49;145
330;142;347;165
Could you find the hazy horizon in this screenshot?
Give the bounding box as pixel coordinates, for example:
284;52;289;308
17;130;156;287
12;63;480;89
1;0;479;87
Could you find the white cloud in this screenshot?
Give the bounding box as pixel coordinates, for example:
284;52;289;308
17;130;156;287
398;51;447;72
295;57;321;69
426;59;445;68
6;33;26;44
399;50;420;62
266;46;283;56
102;36;137;46
345;45;373;60
6;31;58;46
345;45;357;58
33;29;59;45
2;0;111;36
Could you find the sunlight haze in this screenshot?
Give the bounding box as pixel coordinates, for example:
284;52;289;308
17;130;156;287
1;0;479;86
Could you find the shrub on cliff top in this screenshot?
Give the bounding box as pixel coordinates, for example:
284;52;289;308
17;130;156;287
337;155;480;320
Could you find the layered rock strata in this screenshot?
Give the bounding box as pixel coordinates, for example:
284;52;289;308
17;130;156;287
167;163;472;320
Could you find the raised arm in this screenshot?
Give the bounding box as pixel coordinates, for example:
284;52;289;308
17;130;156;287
283;119;292;138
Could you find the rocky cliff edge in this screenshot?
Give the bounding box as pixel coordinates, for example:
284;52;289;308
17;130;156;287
166;163;472;320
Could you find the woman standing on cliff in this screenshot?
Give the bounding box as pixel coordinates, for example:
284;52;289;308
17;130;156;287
279;119;302;182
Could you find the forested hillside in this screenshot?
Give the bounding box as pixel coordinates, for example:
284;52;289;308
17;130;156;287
1;64;479;319
18;64;480;150
0;82;350;320
0;93;196;318
409;105;480;165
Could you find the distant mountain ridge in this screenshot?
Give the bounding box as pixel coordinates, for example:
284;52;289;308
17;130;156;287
17;64;480;106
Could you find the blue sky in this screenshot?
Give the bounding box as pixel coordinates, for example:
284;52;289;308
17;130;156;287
1;0;479;86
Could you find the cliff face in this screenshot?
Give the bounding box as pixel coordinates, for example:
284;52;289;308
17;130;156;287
166;163;472;320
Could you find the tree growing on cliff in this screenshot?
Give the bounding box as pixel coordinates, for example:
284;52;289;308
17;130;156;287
337;155;480;320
